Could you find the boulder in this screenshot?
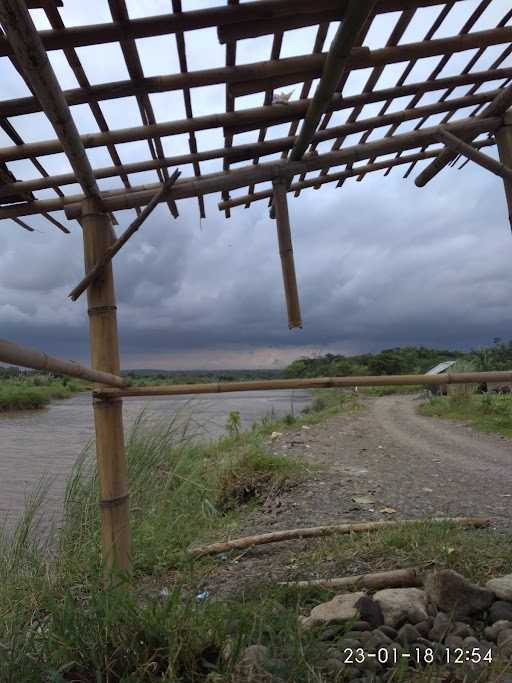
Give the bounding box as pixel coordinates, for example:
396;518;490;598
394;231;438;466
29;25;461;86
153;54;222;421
489;600;512;624
373;588;428;628
424;570;494;617
300;591;365;628
487;574;512;602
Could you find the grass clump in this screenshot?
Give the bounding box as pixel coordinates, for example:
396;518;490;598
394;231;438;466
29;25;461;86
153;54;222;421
419;393;512;437
0;375;85;412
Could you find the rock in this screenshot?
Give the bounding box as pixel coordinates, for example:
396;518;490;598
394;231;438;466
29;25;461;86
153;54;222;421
335;638;361;652
497;629;512;657
397;624;420;647
424;570;494;618
484;620;512;642
445;634;464;649
300;591;365;628
373;588;428;628
414;620;432;638
354;595;384;628
319;625;345;641
486;574;512;601
351;620;371;631
369;629;393;649
239;645;269;668
489;600;512;623
234;645;274;682
323;658;346;677
463;636;481;649
379;625;397;640
429;612;451;642
451;622;473;639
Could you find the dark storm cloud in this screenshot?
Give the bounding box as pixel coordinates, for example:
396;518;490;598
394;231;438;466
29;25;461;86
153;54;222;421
1;1;512;368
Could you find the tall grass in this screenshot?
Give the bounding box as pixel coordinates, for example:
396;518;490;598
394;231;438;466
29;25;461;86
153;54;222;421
419;393;512;437
0;376;84;412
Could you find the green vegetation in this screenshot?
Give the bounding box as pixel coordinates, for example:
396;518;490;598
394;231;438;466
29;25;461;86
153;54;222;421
284;339;512;380
0;371;86;412
419;393;512;438
1;394;511;680
124;368;282;387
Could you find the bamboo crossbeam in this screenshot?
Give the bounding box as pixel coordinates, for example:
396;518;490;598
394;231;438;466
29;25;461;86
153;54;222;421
273;179;302;329
436;126;512;180
94;369;512;399
496;110;512;232
217;140;495;210
0;338;128;388
1;31;510;121
187;517;489;558
68;171;180;302
229;26;512;98
0;0;472;58
416;82;512;187
0;1;101;202
0;115;498;220
289;0;377;162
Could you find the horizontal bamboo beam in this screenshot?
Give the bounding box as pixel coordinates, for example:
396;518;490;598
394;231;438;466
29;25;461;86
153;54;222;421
230;26;512;98
217;139;496;210
0;338;128;388
416;82;512;187
436;126;512;180
0;0;471;57
289;0;377;161
188;517;490;558
94;369;512;399
0;115;497;220
1;30;510;121
0;0;101;202
68;171;180;302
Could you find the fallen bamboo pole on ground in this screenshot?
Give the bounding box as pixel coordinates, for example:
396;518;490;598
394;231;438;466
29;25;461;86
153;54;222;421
188;517;490;558
0;338;129;388
94;369;512;399
68;170;180;301
280;568;421;591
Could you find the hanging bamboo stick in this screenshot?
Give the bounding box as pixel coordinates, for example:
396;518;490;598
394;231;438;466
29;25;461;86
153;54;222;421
81;199;131;574
94;369;512;400
496;109;512;231
68;171;180;302
188;517;489;558
272;179;302;329
0;338;128;387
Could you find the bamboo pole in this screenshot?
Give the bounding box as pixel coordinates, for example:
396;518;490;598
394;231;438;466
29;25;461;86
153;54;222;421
188;517;489;558
0;115;498;221
81;199;131;574
496;110;512;232
416;82;512;188
437;125;512;180
0;0;101;202
94;369;512;399
69;171;180;302
0;338;128;387
289;0;377;162
280;568;421;590
272;179;302;329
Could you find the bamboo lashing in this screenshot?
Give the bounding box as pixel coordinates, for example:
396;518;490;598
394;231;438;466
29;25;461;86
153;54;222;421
94;369;512;399
0;338;128;388
188;517;489;558
272;179;302;329
68;171;181;302
436;126;512;180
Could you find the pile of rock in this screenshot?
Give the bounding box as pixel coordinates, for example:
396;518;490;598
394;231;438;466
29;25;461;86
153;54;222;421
298;569;512;682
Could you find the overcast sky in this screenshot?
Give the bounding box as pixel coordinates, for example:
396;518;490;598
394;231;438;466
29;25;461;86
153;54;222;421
1;0;512;369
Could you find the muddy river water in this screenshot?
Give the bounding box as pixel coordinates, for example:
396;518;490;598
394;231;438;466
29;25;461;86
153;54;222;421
0;389;311;528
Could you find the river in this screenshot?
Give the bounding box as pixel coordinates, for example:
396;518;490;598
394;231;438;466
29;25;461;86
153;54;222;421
0;389;311;529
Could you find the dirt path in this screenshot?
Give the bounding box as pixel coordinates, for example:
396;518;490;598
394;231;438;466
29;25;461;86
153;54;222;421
204;395;512;594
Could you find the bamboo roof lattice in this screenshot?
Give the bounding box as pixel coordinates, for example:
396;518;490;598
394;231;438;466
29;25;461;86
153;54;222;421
0;0;511;228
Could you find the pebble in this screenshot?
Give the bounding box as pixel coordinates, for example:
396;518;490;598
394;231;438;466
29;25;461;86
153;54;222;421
451;622;474;639
484;619;512;642
397;623;420;647
378;625;398;640
489;600;512;623
445;634;465;649
414;619;432;638
497;629;512;657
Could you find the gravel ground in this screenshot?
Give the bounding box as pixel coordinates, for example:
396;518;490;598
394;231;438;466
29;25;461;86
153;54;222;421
203;395;512;595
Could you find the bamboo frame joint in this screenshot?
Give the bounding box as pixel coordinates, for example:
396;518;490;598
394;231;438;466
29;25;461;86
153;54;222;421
88;304;118;316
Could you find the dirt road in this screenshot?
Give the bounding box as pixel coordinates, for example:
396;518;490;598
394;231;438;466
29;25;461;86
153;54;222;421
204;395;512;593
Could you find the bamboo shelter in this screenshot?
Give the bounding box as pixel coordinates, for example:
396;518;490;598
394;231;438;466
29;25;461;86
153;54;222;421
1;0;512;572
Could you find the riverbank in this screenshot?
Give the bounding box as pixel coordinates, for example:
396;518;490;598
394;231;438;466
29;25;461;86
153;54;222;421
2;390;512;681
0;376;86;412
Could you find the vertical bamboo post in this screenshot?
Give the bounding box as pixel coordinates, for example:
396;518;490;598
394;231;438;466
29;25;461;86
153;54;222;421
272;178;302;329
81;199;131;574
496;109;512;231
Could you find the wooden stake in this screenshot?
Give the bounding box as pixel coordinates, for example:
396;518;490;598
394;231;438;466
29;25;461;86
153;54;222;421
280;568;420;590
188;517;490;558
272;179;302;329
81;199;131;574
496;110;512;232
